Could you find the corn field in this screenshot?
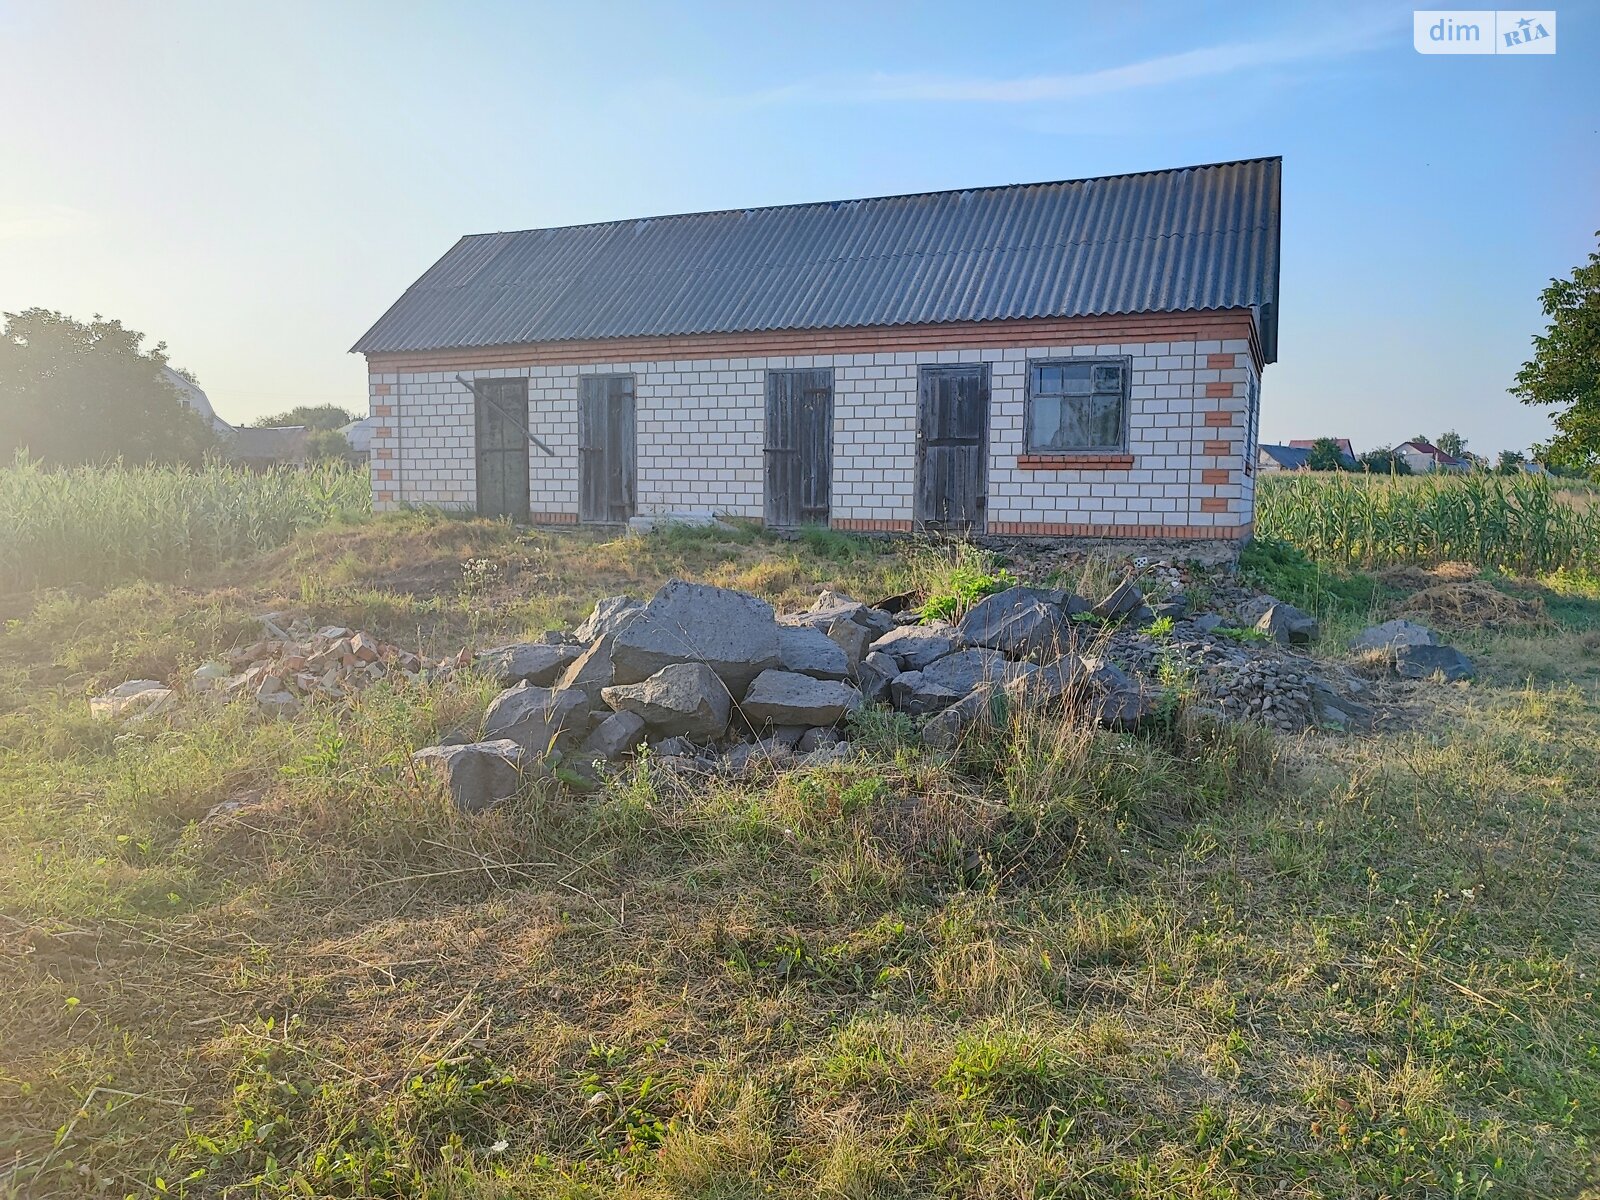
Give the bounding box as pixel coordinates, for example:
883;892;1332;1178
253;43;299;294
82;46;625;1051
1256;472;1600;573
0;457;370;590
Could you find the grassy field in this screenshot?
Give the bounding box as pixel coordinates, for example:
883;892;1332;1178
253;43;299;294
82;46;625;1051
0;459;370;592
2;512;1599;1198
1257;472;1600;574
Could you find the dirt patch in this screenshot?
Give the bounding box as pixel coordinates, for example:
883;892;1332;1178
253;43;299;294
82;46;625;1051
1374;561;1480;592
1397;580;1548;630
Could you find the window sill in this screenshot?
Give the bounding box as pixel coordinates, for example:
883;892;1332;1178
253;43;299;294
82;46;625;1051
1016;453;1134;470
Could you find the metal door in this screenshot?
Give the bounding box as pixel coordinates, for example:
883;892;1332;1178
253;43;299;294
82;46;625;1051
764;368;833;527
579;375;636;523
474;378;531;522
915;364;988;531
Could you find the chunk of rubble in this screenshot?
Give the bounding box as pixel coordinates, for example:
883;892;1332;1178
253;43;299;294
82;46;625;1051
575;595;643;643
1350;620;1437;652
412;739;527;813
868;623;957;671
1393;643;1475;682
476;641;584;688
482;683;592;753
777;624;851;681
89;679;174;720
741;670;862;726
956;586;1071;659
581;710;648;760
610;580;782;695
601;662;732;740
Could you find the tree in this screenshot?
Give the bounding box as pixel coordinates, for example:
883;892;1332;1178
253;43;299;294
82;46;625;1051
253;404;357;431
1497;449;1528;474
1511;232;1600;473
1435;430;1468;460
1306;437;1352;471
1359;446;1412;475
0;308;217;465
302;427;357;462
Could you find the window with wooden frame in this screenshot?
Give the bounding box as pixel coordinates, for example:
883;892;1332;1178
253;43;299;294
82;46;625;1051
1026;358;1129;453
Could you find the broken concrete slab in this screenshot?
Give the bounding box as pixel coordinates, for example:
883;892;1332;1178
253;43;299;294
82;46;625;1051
89;679;174;720
575;595;644;643
956;586;1071;659
610;580;781;696
601;662;733;739
412;739;527;813
777;623;851;681
555;636;619;708
857;650;899;704
481;683;592;754
580;710;648;760
868;622;958;671
741;669;863;726
476;641;584;688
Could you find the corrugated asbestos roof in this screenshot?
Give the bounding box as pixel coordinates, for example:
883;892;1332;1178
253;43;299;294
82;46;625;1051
353;157;1281;361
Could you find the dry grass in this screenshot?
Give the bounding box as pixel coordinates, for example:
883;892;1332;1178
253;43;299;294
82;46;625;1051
2;516;1599;1198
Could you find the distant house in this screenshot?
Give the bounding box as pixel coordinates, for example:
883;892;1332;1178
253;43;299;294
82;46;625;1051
352;156;1283;542
1287;438;1358;469
162;367;310;467
339;416;379;462
1395;440;1468;473
1256;444;1312;472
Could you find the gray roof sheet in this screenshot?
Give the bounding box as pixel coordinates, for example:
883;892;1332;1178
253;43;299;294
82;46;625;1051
353;157;1281;361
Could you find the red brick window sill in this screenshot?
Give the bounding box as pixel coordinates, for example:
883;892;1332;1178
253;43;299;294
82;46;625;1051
1016;453;1134;471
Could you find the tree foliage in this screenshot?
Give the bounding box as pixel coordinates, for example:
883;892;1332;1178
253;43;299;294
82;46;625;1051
0;309;217;466
1512;232;1600;473
253;404;356;431
1434;430;1468;460
1497;449;1528;474
1306;437;1353;471
1359;446;1412;475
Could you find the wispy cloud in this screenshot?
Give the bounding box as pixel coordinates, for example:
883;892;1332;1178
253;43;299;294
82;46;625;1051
0;204;93;241
754;12;1400;106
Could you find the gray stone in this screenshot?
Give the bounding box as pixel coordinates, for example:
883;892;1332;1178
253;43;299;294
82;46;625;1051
868;622;957;670
1192;613;1225;634
482;683;592;753
890;650;1033;716
857;650;899;703
1393;643;1475;682
723;739;794;776
575;595;643;643
1254;601;1319;646
956;586;1071;660
1079;658;1156;728
555;636;618;708
769;724;809;749
610;580;781;696
797;740;853;767
1007;653;1090;708
1351;619;1438;653
796;726;842;754
581;710;648;760
741;669;863;726
412;739;526;813
1092;579;1144;619
476;642;583;688
1152;596;1190;621
824;617;872;674
800;589;895;640
921;683;1009;750
602;662;732;739
651;735;695;757
777;624;851;681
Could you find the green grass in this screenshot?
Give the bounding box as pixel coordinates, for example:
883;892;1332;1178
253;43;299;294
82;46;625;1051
2;524;1599;1197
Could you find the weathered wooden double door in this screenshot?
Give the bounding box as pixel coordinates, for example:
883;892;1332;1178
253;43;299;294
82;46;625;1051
764;368;833;527
579;375;637;524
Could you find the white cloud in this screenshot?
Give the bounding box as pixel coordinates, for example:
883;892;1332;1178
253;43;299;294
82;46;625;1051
755;12;1400;106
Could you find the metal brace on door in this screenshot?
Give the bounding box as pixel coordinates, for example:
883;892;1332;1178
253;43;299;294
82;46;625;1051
456;375;556;456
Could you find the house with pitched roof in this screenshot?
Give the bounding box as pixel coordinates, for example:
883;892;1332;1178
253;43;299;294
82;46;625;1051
353;157;1282;542
1395;440;1469;473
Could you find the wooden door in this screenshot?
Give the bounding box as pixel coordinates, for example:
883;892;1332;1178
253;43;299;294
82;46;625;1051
764;368;833;527
916;365;988;531
579;375;636;523
474;378;531;522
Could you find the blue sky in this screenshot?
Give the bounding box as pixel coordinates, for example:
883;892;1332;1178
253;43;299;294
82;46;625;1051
1;1;1594;455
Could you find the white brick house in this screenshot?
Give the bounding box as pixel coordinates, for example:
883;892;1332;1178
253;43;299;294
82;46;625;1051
353;158;1281;542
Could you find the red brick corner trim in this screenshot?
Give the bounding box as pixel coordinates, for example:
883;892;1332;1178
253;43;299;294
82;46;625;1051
1016;454;1135;471
529;511;580;525
831;517;914;533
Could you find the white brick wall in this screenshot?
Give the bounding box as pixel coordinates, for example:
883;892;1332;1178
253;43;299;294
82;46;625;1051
369;337;1262;535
